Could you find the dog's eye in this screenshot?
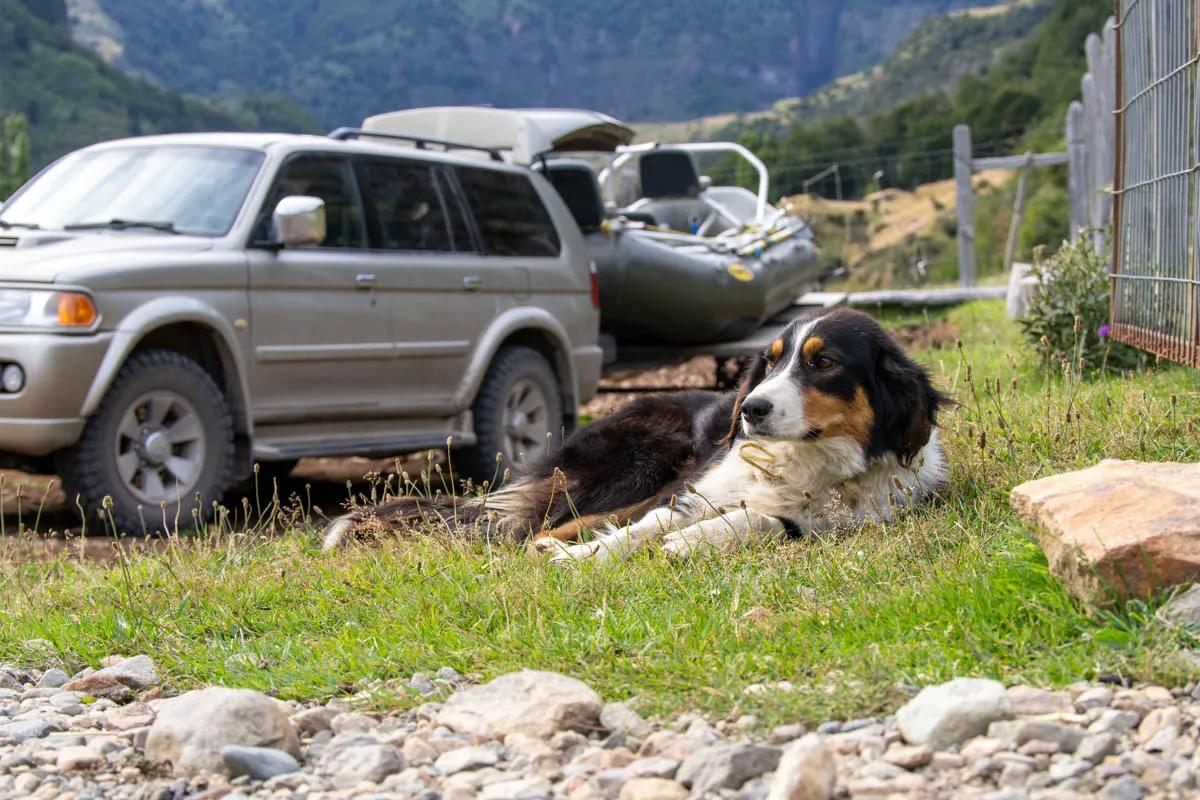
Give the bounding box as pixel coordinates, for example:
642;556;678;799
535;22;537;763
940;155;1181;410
814;355;836;370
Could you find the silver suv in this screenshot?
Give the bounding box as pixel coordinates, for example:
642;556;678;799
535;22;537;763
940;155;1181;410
0;131;602;533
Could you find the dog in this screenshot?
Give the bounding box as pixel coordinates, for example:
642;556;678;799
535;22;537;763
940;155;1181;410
322;308;949;562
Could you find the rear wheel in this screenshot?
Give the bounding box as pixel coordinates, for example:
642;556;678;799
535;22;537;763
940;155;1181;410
58;349;234;536
457;346;564;485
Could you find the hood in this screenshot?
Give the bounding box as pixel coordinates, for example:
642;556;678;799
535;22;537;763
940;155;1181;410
362;107;636;164
0;231;218;284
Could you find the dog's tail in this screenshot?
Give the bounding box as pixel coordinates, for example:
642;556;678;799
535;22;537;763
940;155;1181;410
321;494;488;551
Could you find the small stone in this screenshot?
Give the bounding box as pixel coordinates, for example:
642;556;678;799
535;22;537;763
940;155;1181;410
60;673;133;703
102;702;155;731
291;706;338;736
769;723;807;744
435;744;500;774
930;752;966;770
1136;706;1180;745
882;743;932;769
1090;709;1141;735
1016;739;1060;755
988;720;1085;752
437;670;601;739
410;673;438;696
766;734;835;800
37;669;69;689
330;711;377;735
998;762;1032;788
402;736;438;765
1099;775;1145;800
0;719;59;742
221;745;301;780
619;777;688;800
1006;685;1074;716
1049;759;1092;782
1077;687;1115;710
13;773;40;794
601;703;652;738
677;743;780;795
627;756;680;779
145;687;301;777
895;678;1011;748
961;736;1005;760
319;742;406;783
436;666;463;682
479;775;553;800
55;746;102;772
982;791;1029;800
815;721;841;735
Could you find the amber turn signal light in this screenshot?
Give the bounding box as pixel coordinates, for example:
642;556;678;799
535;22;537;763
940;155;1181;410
57;293;98;327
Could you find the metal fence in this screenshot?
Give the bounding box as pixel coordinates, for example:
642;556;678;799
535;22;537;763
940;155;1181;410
1111;0;1200;367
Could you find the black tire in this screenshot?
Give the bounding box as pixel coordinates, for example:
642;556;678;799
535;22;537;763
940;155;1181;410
57;349;235;536
457;346;565;485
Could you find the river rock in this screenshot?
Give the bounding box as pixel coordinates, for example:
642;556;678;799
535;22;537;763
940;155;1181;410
144;687;301;776
221;745;301;780
677;742;780;795
619;777;688;800
1010;460;1200;602
767;734;835;800
896;678;1011;749
436;670;601;738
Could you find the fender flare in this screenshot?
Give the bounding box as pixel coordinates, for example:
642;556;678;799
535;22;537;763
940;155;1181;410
452;308;579;416
80;298;253;435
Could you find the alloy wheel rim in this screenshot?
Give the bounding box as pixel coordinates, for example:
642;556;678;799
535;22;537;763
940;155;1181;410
114;391;207;505
503;378;551;465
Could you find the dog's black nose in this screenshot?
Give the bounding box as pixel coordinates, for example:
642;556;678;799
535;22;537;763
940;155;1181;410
741;398;773;424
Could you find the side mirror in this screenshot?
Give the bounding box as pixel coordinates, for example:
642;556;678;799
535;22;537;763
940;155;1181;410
698;175;713;191
273;195;325;247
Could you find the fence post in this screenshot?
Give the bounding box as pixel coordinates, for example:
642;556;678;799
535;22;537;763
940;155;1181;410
1067;102;1088;239
953;124;976;287
1004;152;1034;275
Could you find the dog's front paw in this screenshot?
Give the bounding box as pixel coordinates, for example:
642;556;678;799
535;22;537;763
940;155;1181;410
662;528;714;560
548;540;607;567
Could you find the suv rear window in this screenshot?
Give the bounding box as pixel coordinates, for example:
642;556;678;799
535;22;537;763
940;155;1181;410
455;167;561;257
357;159;457;252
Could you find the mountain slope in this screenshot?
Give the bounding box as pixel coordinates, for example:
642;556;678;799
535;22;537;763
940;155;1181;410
636;0;1052;142
65;0;1008;128
0;0;317;167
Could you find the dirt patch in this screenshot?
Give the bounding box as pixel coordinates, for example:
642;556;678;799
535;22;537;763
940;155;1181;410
889;318;959;352
0;470;64;517
582;356;721;417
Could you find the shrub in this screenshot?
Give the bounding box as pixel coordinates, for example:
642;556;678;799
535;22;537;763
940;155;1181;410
1019;232;1142;373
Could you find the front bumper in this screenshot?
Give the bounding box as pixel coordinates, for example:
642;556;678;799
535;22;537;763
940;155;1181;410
0;332;113;456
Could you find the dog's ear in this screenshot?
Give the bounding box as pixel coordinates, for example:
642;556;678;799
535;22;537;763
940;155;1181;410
871;338;948;467
725;353;769;445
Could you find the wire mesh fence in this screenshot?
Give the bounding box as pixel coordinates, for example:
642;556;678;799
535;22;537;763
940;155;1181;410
1111;0;1200;367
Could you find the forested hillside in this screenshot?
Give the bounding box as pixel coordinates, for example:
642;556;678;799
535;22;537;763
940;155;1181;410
64;0;1006;127
0;0;316;167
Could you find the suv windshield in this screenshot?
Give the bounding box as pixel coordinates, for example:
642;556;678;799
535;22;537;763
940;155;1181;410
0;146;265;237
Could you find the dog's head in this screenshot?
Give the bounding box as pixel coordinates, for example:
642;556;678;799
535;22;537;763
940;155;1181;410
729;309;948;466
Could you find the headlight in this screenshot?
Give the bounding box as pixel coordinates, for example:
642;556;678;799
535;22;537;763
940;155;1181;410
0;289;98;329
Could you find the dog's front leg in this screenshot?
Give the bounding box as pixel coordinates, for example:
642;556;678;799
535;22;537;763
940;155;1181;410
547;506;692;566
662;510;785;559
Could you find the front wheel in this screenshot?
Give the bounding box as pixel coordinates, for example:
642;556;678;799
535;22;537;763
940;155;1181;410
58;349;235;536
457;346;564;485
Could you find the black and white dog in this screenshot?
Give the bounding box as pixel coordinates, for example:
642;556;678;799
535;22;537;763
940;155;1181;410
323;308;949;562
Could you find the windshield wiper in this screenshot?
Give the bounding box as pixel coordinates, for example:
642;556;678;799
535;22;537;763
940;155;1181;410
0;220;41;230
64;219;180;234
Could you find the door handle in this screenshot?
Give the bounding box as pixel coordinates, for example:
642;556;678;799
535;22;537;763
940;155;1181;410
355;273;376;289
462;275;482;292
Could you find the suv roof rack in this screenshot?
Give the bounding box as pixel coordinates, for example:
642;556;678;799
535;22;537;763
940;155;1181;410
327;127;504;162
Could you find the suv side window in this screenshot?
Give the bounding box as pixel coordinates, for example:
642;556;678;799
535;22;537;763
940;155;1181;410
454;166;561;257
261;155;366;248
356;158;456;252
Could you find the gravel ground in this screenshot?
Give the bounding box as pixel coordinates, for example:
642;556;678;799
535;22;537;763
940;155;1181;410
3;654;1199;800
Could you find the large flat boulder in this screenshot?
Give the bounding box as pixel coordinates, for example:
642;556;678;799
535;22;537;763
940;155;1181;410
1011;460;1200;603
436;670;601;738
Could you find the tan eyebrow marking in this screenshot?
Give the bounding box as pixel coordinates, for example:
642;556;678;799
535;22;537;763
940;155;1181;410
802;336;825;359
770;339;784;361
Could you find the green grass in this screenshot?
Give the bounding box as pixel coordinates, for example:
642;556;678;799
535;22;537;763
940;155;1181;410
2;300;1198;726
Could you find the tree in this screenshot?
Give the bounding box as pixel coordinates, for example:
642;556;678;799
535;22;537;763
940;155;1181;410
1;113;32;200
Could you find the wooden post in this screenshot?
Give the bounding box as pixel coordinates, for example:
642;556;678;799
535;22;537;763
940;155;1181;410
1067;101;1088;239
953;124;976;288
1004;152;1034;275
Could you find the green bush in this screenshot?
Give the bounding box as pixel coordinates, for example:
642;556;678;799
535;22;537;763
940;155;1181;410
1019;232;1142;373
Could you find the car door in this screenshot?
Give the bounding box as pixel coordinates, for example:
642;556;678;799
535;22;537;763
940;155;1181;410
354;156;509;408
245;153;397;424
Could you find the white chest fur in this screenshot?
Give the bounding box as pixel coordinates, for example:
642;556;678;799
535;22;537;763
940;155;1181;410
685;430;947;531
